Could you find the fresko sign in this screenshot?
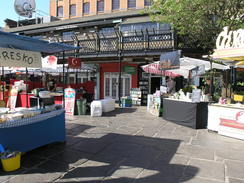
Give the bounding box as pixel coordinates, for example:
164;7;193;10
216;27;244;49
0;48;41;68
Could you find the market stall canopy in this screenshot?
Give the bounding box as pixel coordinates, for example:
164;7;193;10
180;57;229;70
0;31;79;54
141;57;229;78
1;64;97;75
141;61;181;77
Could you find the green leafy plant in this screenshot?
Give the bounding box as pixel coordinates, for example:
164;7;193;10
147;0;244;54
182;85;195;94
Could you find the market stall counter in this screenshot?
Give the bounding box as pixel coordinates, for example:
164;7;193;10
0;107;65;152
208;104;244;140
163;98;208;129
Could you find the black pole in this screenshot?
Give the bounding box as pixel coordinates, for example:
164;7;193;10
209;58;213;101
62;51;65;108
2;67;4;102
118;51;122;106
26;67;28;108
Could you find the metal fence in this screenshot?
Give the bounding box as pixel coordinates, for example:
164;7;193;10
54;29;175;58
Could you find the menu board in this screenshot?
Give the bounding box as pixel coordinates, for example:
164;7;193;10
64;88;76;115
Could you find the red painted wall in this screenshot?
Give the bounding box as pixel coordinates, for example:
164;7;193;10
100;62;138;99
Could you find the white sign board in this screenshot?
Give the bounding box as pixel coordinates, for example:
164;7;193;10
192;89;201;103
42;56;58;69
216;27;244;49
0;48;42;68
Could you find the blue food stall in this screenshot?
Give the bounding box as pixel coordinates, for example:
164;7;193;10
0;31;78;152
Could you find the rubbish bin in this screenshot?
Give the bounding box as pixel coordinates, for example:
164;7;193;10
77;99;87;115
1;152;21;172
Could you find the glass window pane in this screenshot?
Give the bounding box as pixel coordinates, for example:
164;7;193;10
63;31;74;41
112;0;120;10
112;78;117;98
83;2;90;14
57;6;63;17
105;78;110;96
128;0;136;8
125;78;130;96
120;78;123;96
83;78;88;83
144;0;151;6
97;0;104;12
69;77;75;84
70;4;76;16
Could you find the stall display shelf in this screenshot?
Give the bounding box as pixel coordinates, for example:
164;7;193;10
139;78;149;106
130;88;142;106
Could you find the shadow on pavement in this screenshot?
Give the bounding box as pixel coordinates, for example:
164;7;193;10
1;124;199;183
102;107;137;117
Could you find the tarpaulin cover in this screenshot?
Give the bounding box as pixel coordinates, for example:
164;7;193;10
0;31;79;54
159;50;181;70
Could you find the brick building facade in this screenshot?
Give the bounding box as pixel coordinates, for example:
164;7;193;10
50;0;150;19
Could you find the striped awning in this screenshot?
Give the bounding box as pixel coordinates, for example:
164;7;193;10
141;61;181;77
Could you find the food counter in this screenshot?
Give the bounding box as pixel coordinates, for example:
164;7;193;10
163;98;208;129
208;104;244;140
0;107;65;152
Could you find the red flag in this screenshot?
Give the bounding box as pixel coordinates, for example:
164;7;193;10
68;57;82;69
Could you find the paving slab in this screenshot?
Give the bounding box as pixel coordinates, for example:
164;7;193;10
1;106;244;183
225;160;244;180
185;158;225;182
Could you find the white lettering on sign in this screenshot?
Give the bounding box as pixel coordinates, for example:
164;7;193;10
216;27;244;49
0;48;41;68
55;25;78;30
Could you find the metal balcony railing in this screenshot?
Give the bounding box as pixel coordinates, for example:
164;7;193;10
54;29;175;58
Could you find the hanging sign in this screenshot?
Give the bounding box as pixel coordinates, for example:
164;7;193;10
123;66;137;75
160;50;181;70
64;88;76;115
68;57;82;69
7;87;18;110
42;56;58;69
0;48;41;68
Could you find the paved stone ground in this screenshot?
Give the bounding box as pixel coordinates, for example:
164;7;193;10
1;106;244;183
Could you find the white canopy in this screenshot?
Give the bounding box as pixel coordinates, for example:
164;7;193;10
141;57;230;78
174;57;230;78
180;57;229;70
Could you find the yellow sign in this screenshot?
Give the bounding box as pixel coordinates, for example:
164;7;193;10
234;95;244;102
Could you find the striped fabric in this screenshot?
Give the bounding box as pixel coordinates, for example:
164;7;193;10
141;61;180;77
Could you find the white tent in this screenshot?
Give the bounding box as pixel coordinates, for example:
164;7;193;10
172;57;230;78
180;57;229;70
141;57;229;78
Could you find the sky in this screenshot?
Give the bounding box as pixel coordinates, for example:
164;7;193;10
0;0;50;27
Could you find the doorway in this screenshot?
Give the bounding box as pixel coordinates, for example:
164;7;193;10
104;73;131;100
150;77;161;94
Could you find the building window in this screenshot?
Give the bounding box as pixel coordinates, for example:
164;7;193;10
69;4;76;16
57;6;63;17
144;0;151;6
63;31;74;41
97;0;104;12
83;2;90;14
128;0;136;8
112;0;120;10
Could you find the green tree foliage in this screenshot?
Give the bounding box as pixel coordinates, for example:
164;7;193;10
147;0;244;53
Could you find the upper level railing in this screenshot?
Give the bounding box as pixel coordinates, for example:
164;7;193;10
50;29;175;58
